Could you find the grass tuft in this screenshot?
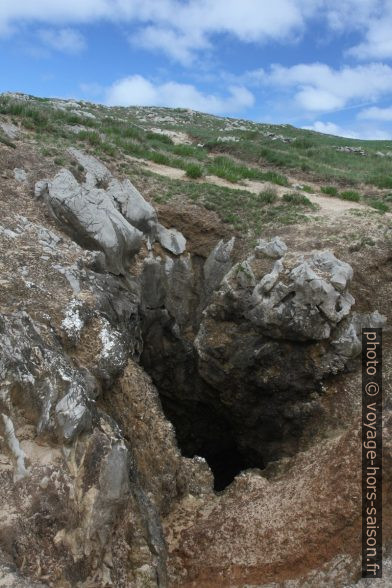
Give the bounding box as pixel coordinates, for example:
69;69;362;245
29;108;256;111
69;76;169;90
321;186;338;196
282;192;314;207
185;163;203;179
340;190;361;202
370;200;389;213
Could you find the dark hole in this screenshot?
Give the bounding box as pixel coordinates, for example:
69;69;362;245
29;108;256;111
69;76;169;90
202;445;264;492
159;395;264;491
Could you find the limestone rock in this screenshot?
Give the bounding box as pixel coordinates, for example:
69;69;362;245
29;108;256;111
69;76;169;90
255;236;287;259
203;236;235;299
42;169;143;274
156;223;187;255
0;120;19;139
107;177;157;234
68;147;112;187
193;239;386;464
13;168;27;183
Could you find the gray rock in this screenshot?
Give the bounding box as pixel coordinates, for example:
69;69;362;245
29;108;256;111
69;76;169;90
99;441;130;502
55;384;92;442
156;223;186;255
0;121;19;139
34;179;48;199
13;168;27;183
43;169;143;274
67;147;112;187
193;240;386;463
107;177;157;234
203;237;235;299
163;254;195;327
0;311;96;441
248;250;355;340
255;236;287;259
141;256;166;309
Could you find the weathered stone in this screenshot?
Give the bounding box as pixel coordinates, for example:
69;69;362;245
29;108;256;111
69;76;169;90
255;236;288;259
203;236;235;299
13;168;27;183
55;390;91;442
67;146;112;187
0;121;19;139
107;177;157;234
156;223;186;255
41;169;143;274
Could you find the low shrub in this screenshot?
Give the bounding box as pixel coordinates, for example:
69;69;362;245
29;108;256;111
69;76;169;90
370;200;389;213
185;163;203;179
340;190;361;202
257;190;278;204
321;186;338;196
282;192;313;206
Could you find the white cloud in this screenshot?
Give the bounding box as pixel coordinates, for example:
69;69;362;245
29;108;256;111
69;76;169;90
105;74;254;114
304;120;392;140
265;63;392;113
303;121;359;138
3;0;392;65
38;28;86;54
347;14;392;60
358;106;392;121
132;26;210;66
0;1;322;63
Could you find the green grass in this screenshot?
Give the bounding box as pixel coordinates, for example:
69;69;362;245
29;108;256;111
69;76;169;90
340;190;361;202
146;131;173;144
185;163;203;179
370;176;392;189
4;92;392;225
257;190;278;204
128;168;312;235
171;144;206;160
78;130;101;146
282;192;315;207
370;200;389;213
292;138;316;149
321;186;338;196
207;155;288;186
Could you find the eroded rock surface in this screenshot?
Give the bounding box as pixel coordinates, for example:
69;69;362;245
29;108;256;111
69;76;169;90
0;143;390;587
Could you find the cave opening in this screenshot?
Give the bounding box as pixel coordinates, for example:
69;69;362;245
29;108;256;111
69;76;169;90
140;312;266;492
157;394;264;492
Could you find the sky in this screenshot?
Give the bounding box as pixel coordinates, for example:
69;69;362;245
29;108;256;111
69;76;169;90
2;1;392;139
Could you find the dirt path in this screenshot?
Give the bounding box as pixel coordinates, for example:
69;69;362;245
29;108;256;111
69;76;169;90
128;156;369;217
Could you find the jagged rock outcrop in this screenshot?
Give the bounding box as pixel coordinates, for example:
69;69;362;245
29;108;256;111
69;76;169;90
0;143;390;587
193;240;385;463
35;151;186;275
39;168;144;275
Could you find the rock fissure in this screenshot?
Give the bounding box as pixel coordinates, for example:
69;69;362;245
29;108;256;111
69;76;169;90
0;142;390;587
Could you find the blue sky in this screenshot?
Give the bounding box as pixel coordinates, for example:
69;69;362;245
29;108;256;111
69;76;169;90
2;1;392;138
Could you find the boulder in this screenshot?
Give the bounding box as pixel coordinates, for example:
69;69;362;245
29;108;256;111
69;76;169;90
42;169;143;274
67;147;112;187
254;236;287;259
203;237;235;299
13;168;27;183
107;177;157;234
156;223;186;255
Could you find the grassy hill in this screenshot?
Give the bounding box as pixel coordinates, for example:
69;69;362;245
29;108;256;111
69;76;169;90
1;92;392;239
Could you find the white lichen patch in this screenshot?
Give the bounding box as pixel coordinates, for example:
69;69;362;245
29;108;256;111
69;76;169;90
61;299;84;343
1;414;29;482
99;320;119;359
